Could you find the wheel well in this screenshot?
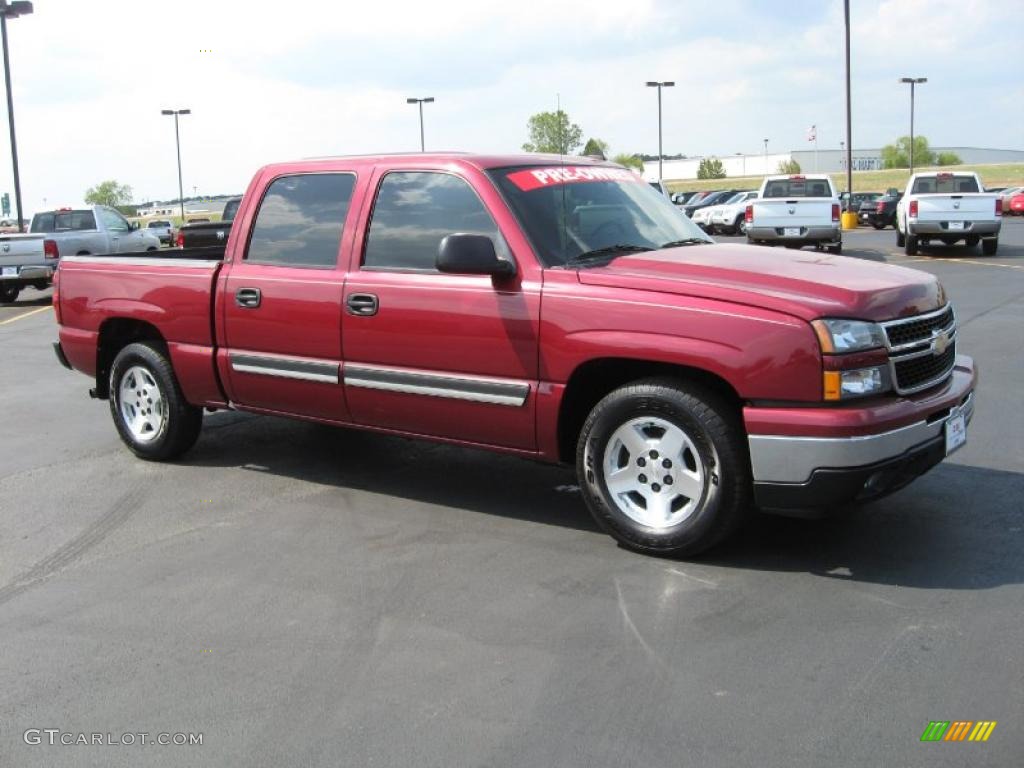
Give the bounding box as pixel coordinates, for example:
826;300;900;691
95;319;165;399
556;358;741;464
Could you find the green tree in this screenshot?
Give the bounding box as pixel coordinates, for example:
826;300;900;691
880;136;936;169
84;180;134;207
697;157;726;179
936;151;962;166
522;110;583;155
581;137;609;158
612;153;644;171
776;158;802;174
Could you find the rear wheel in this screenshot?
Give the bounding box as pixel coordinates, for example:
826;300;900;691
0;284;19;303
826;242;842;254
982;238;998;256
872;222;885;230
896;229;905;247
577;378;750;556
109;342;203;460
965;235;980;247
904;234;919;256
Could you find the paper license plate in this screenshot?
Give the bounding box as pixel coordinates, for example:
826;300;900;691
1;266;17;277
783;227;801;237
947;221;965;231
945;412;966;455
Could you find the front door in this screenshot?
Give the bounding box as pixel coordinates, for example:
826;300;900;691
342;169;540;450
222;172;358;421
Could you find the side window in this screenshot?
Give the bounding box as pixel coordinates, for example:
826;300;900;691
363;171;507;271
245;173;355;267
98;207;129;232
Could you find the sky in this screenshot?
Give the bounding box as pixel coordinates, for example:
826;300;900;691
2;0;1021;212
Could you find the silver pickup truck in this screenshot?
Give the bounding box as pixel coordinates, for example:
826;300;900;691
0;233;55;303
29;206;161;256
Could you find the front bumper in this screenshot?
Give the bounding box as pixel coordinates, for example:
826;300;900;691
746;224;840;243
908;220;1001;237
747;357;975;510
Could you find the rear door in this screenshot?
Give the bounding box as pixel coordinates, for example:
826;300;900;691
341;167;540;450
221;171;360;421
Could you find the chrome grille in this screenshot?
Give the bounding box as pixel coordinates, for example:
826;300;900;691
892;342;956;393
883;305;954;348
881;304;958;394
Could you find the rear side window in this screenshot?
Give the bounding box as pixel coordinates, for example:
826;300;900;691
30;213;55;233
763;179;833;198
911;175;980;194
363;171;507;271
245;173;355;267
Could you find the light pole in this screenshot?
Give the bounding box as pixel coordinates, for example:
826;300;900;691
763;138;769;172
844;0;853;208
899;77;927;174
1;1;32;232
406;97;434;152
645;81;674;183
161;109;190;224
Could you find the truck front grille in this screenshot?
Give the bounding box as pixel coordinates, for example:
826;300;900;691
881;304;957;395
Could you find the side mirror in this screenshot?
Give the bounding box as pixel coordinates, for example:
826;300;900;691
437;234;515;277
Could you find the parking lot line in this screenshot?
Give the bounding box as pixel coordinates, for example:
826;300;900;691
0;306;51;326
890;254;1024;271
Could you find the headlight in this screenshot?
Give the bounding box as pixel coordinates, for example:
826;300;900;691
811;318;886;353
823;366;890;400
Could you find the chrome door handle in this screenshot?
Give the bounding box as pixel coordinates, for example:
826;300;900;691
235;287;262;308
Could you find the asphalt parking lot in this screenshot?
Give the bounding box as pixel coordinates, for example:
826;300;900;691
1;221;1022;767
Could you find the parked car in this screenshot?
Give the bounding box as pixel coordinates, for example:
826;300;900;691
145;219;176;245
999;186;1023;213
671;191;699;206
176;197;242;248
840;191;882;212
1006;191;1024;216
896;171;1002;255
682;189;738;218
859;191;902;229
29;207;161;256
746;174;842;253
53;153;976;557
0;232;57;303
710;191;759;235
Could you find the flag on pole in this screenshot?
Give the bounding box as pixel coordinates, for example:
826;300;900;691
807;125;817;142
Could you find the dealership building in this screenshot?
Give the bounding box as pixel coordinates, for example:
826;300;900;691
643;146;1024;182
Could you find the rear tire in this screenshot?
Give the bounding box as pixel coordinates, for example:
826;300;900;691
826;242;842;254
109;342;202;461
577;378;750;557
872;222;885;230
981;238;998;256
965;235;980;247
904;234;918;256
0;284;19;303
896;229;905;247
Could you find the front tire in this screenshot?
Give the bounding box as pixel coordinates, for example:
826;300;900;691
109;342;202;460
577;378;750;556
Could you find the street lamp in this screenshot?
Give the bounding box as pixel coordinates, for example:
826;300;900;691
645;81;674;183
899;77;927;174
406;97;434;152
160;109;191;224
1;1;32;232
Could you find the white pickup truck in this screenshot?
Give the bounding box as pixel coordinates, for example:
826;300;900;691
896;172;1002;256
745;174;842;253
0;233;56;304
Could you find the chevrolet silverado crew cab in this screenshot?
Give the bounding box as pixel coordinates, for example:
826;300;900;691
30;206;161;257
896;172;1002;256
52;154;976;556
1;232;58;303
746;174;842;253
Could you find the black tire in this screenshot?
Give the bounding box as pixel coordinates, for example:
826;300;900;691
826;242;842;254
981;238;998;256
576;377;750;556
904;234;918;256
0;284;19;303
965;235;980;247
109;342;202;461
896;229;905;247
872;222;885;230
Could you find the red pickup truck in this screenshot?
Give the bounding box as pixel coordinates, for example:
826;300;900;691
52;153;976;556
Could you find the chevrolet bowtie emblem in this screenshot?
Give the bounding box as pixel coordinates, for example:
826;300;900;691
932;329;950;356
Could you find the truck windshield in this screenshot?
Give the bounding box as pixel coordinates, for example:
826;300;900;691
763;178;833;198
488;165;711;267
223;199;241;221
911;175;980;194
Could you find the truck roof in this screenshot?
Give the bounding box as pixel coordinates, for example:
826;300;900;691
280;152;621;173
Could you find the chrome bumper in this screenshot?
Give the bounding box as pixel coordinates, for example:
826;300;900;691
746;225;840;242
0;265;54;281
909;220;1000;237
748;392;975;484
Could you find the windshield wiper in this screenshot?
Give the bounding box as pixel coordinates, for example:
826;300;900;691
563;244;653;267
659;238;711;249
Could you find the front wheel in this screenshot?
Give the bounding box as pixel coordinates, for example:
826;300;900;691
109;342;202;460
577;378;750;556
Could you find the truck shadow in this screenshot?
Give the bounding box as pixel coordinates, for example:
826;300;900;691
187;412;1023;589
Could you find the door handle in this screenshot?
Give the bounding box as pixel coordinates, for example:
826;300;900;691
346;293;378;316
235;287;262;308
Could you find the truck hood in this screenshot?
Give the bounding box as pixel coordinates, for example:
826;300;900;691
575;243;943;322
